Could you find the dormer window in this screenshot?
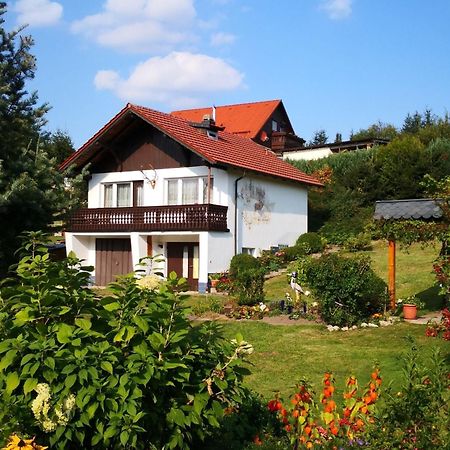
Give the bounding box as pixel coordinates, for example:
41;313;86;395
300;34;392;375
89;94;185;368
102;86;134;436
206;129;218;140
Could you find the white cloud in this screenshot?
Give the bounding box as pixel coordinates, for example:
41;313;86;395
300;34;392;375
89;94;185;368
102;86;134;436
14;0;63;27
210;32;236;47
94;51;244;107
320;0;352;20
72;0;197;53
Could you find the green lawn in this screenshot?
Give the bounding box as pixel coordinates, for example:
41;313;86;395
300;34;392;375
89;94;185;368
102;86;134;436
186;241;448;399
218;321;449;399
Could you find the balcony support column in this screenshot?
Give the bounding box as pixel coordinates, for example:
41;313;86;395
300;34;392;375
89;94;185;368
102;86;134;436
198;232;209;293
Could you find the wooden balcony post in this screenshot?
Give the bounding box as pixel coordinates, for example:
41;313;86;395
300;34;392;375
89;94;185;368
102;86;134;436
388;239;396;309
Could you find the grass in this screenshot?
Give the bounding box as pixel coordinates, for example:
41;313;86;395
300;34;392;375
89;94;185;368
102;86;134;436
218;321;448;399
341;240;443;313
185;241;448;399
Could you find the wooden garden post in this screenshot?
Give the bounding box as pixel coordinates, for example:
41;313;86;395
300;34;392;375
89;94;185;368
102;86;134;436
388;240;396;309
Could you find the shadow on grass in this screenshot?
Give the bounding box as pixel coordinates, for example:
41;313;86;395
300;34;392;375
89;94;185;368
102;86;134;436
417;285;445;312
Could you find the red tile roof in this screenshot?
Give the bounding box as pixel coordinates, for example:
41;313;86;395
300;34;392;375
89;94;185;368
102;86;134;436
60;104;321;187
171;99;285;139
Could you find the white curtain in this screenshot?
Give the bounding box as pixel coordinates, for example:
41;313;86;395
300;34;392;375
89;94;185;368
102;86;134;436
167;180;178;205
182;179;198;204
104;184;113;207
117;184;131;207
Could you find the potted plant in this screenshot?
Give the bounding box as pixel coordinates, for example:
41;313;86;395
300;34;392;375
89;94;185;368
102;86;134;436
209;273;221;290
397;296;425;320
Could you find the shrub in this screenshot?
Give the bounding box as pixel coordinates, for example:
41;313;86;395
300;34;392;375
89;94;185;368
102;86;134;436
258;250;284;273
0;238;251;449
344;232;372;252
282;245;307;262
229;254;262;279
295;232;325;254
232;268;266;306
365;342;449;449
295;254;387;326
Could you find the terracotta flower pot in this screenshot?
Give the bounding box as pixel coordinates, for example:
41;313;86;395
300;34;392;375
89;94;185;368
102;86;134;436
210;279;220;288
403;304;417;320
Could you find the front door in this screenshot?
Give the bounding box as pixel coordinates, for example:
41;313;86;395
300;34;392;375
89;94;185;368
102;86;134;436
167;242;199;291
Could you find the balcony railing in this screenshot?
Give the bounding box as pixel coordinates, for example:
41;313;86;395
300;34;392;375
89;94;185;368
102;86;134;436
68;204;229;233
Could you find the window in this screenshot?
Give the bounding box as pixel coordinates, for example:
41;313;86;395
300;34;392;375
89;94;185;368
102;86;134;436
167;180;178;206
117;183;131;207
242;247;255;256
272;120;279;132
166;177;212;205
102;182;140;208
104;184;113;207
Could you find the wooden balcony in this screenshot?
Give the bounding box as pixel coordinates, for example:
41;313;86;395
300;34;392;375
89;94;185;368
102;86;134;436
68;204;229;233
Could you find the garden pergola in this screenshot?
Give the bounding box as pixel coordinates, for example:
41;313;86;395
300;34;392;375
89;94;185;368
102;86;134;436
374;198;443;309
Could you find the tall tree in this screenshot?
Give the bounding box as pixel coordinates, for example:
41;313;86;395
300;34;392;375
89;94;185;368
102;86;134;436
310;129;328;145
0;3;84;275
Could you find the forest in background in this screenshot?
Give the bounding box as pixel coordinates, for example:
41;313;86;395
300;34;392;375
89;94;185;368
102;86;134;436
291;112;450;243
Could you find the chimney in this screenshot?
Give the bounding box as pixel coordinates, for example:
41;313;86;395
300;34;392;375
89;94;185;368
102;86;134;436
189;112;225;140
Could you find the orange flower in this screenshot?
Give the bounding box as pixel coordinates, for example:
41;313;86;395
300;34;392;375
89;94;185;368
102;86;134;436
304;425;312;435
292;409;300;418
306;441;314;449
370;391;378;401
324;400;336;412
330;425;339;435
252;435;262;446
371;370;379;380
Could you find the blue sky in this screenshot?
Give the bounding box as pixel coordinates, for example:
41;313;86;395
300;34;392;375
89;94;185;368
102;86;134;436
4;0;450;148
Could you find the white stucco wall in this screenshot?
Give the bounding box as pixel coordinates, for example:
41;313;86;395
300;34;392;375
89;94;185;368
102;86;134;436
235;175;308;255
282;147;332;161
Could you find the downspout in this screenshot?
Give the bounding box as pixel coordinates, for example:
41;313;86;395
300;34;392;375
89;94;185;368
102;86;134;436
234;172;245;255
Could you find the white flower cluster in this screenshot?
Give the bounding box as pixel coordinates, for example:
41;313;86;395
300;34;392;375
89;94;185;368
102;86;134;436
31;383;75;432
231;339;254;356
136;274;162;291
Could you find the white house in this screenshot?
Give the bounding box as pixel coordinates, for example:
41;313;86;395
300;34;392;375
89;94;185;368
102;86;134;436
61;102;321;291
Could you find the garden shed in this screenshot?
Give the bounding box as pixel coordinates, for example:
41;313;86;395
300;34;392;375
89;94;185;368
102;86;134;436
374;198;444;308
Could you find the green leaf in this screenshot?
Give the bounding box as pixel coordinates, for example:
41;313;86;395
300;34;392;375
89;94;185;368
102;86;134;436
120;431;129;446
104;426;117;440
56;323;74;344
114;327;126;342
23;378;38;395
103;302;121;312
0;349;17;371
6;371;20;394
133;316;149;333
14;307;33;325
75;318;92;330
65;373;77;389
101;361;113;374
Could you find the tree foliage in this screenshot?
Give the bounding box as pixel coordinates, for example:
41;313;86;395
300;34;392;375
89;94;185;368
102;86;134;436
0;4;83;275
0;235;251;449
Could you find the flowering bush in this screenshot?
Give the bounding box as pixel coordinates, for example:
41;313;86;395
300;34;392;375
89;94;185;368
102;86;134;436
433;255;450;304
294;254;387;326
266;370;382;448
425;308;450;340
0;237;251;449
2;435;47;450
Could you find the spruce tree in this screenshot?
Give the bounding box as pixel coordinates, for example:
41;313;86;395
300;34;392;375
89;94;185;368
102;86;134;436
0;3;83;275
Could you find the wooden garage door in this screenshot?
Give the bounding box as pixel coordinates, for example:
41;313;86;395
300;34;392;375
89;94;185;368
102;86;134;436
95;238;133;286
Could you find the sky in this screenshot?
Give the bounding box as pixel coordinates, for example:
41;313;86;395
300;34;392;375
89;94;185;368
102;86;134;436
4;0;450;148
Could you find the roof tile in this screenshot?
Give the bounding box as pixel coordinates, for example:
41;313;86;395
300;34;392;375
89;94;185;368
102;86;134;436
171;99;283;139
61;103;322;187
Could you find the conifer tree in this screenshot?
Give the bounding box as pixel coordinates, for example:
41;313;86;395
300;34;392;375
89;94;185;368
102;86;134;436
0;3;83;275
